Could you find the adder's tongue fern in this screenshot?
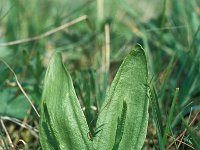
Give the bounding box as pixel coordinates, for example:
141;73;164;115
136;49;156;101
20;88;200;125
39;44;149;150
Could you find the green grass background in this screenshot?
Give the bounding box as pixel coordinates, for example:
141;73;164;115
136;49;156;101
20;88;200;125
0;0;200;149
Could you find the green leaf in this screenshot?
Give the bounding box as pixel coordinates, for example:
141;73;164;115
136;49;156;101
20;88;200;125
94;45;149;150
112;101;127;150
187;127;200;149
0;88;30;119
181;116;200;150
39;53;93;150
163;88;179;147
149;85;164;150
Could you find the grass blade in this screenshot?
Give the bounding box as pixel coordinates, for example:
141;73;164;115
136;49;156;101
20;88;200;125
163;88;179;147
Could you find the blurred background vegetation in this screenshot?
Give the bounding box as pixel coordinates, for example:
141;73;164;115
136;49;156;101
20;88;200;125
0;0;200;149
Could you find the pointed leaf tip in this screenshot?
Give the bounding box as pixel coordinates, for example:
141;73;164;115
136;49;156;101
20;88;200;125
94;45;148;150
39;52;93;150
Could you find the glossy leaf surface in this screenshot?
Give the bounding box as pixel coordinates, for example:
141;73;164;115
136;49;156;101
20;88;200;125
94;45;149;150
39;45;148;150
39;53;93;150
